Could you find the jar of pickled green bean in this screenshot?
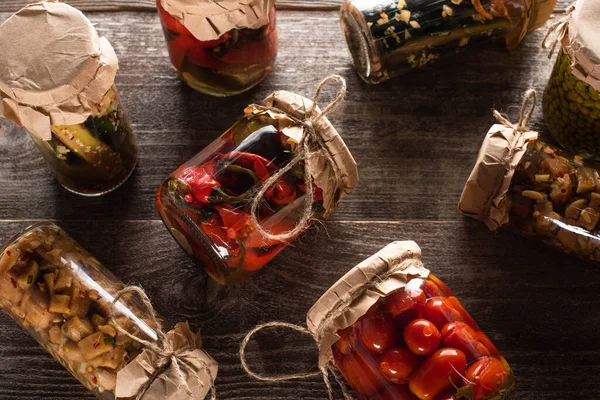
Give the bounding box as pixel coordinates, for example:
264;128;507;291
542;0;600;159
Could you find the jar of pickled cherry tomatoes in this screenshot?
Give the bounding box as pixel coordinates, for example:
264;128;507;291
0;2;138;196
156;87;358;285
340;0;556;84
157;0;277;96
542;0;600;160
0;223;217;399
306;241;514;400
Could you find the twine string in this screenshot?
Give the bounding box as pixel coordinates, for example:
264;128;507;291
492;89;537;133
541;4;575;58
249;75;347;242
109;286;216;400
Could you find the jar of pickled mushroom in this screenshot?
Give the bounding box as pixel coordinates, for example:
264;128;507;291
0;223;217;399
460;90;600;263
157;0;277;96
542;0;600;160
341;0;556;84
156;78;358;285
0;2;138;196
304;241;514;400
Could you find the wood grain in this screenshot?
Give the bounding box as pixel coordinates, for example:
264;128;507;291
0;0;576;12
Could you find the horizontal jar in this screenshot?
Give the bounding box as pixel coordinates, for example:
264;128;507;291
341;0;555;84
0;223;160;399
157;0;277;96
32;86;138;196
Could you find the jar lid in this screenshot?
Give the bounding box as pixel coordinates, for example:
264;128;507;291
563;0;600;92
458;122;538;230
0;1;118;140
306;241;429;367
159;0;276;41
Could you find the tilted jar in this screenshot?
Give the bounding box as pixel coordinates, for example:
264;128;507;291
0;223;217;399
340;0;556;84
542;0;600;160
157;0;277;96
0;2;138;196
306;241;514;400
156;82;358;285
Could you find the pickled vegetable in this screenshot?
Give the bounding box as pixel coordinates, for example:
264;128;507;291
0;224;160;399
331;275;514;400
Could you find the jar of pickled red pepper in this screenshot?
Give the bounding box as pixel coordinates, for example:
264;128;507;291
305;241;514;400
156;84;358;285
0;2;138;196
460;91;600;263
341;0;556;84
0;223;217;399
157;0;277;96
542;0;600;160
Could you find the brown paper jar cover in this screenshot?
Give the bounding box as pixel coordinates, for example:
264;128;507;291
159;0;276;41
305;241;515;399
0;1;118;141
156;87;358;285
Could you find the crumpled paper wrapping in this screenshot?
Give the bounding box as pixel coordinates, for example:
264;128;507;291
507;0;556;51
160;0;276;41
561;0;600;92
458;123;538;230
306;241;430;367
244;90;359;218
116;322;218;400
0;1;118;140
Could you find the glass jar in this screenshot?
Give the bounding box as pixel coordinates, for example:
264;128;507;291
305;241;513;400
0;223;160;398
31;86;138;196
156;89;358;285
542;0;600;160
341;0;556;84
157;0;278;96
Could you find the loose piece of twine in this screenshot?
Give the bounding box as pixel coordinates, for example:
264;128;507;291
492;88;537;133
249;75;347;242
238;257;425;400
109;286;217;400
541;4;576;58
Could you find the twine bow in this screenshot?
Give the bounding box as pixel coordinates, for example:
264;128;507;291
541;4;576;58
492;89;537;133
249;75;347;242
109;286;217;400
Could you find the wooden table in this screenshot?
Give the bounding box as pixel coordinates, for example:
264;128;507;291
0;1;593;399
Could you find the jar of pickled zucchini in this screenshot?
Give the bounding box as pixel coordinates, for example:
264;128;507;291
0;223;217;399
460;92;600;263
0;2;138;196
157;0;277;96
305;241;514;400
156;84;358;285
542;0;600;160
341;0;556;84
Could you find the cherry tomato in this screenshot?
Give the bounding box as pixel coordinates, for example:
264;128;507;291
428;275;453;297
333;328;358;356
446;296;479;330
383;286;426;328
411;278;445;299
408;348;467;400
404;319;441;356
463;357;511;399
356;311;398;354
378;347;419;384
433;388;457;400
475;331;501;358
374;384;420;400
340;356;388;396
440;322;490;363
423;298;464;329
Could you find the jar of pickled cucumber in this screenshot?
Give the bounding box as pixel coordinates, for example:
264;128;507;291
542;0;600;159
0;2;138;196
460;93;600;263
0;223;217;399
157;0;277;96
156;85;358;285
305;241;514;400
341;0;556;84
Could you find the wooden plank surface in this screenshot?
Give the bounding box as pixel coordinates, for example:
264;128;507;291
0;4;594;400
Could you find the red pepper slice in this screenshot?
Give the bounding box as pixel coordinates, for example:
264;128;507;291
180;163;220;204
220;29;278;66
225;151;277;181
215;204;252;240
187;46;229;70
167;34;198;70
157;0;191;35
272;177;297;205
200;215;239;256
233;244;286;271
